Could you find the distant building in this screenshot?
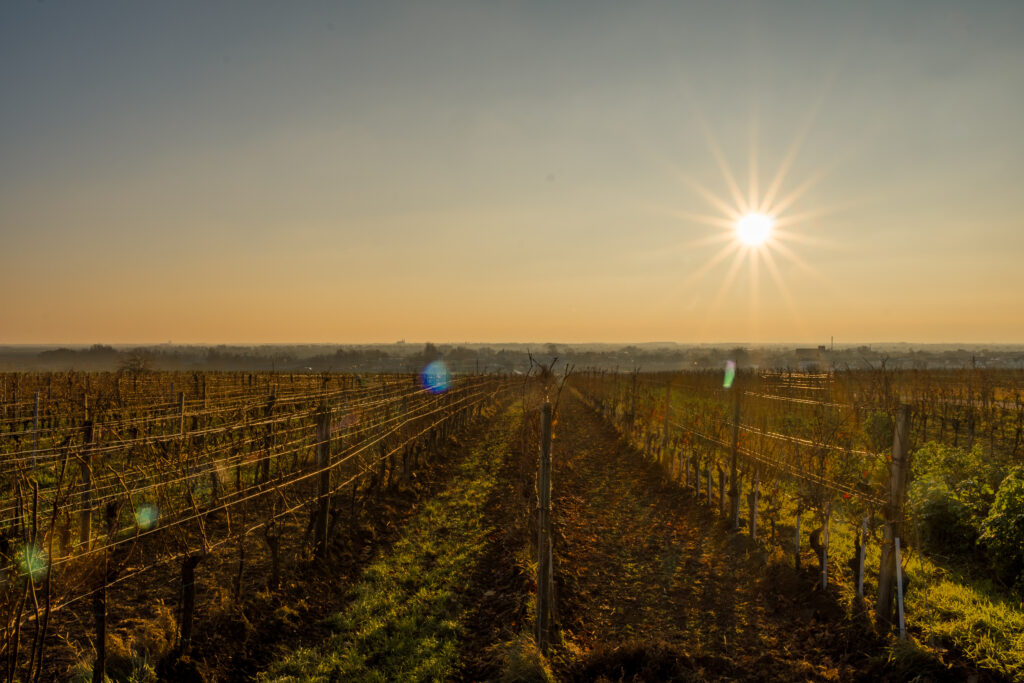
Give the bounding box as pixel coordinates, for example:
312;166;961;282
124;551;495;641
794;347;827;372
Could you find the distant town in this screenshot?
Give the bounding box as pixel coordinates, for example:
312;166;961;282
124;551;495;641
2;342;1023;374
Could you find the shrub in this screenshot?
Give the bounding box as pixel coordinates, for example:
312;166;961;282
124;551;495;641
909;443;1001;557
979;467;1024;586
862;411;893;454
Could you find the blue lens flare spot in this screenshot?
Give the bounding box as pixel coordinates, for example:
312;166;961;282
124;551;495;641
17;544;48;581
723;360;736;388
135;504;159;530
421;361;452;394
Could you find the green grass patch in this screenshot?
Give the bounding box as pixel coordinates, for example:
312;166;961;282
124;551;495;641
755;494;1024;678
259;405;518;683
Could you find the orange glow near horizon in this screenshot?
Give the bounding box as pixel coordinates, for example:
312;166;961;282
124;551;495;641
3;4;1024;345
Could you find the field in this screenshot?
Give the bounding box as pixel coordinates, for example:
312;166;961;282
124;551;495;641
2;368;1024;681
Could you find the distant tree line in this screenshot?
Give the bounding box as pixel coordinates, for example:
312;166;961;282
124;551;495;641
0;342;1021;373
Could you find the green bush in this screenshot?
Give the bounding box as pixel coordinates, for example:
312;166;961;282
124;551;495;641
979;467;1024;586
912;472;982;555
909;443;1002;557
862;411;893;454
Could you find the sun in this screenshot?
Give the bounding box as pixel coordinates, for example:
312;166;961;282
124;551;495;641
664;97;846;340
735;213;773;246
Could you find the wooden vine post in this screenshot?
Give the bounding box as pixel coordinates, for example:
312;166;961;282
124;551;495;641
877;404;910;630
33;391;39;453
260;392;276;485
629;370;638;434
178;555;203;655
178;391;185;436
79;420;95;551
729;379;741;531
821;502;832;590
92;567;107;683
748;478;759;540
92;502;122;683
794;505;802;570
315;402;332;560
706;462;712;506
536;401;553;652
661;378;671;470
718;467;727;518
857;517;868;599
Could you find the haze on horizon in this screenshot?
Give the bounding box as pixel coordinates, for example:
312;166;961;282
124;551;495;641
2;1;1023;346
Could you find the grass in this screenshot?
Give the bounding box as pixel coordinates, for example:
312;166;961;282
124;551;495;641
259;403;518;682
697;478;1024;679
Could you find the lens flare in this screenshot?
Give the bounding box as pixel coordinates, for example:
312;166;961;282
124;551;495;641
723;360;736;388
135;503;159;530
17;544;48;581
420;360;451;394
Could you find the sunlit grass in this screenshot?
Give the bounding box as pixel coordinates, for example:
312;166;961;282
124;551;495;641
748;476;1024;678
260;405;518;682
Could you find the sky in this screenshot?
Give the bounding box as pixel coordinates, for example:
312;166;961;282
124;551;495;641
2;1;1023;345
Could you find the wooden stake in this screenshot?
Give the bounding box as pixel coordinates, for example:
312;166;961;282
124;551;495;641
178;555;202;654
536;402;553;652
661;379;671;468
79;420;95;551
795;507;802;571
749;478;759;540
315;403;331;559
178;391;185;436
729;382;741;531
92;570;106;683
895;536;906;640
706;464;712;506
857;517;867;599
877;404;910;630
822;503;831;590
33;391;39;453
718;468;727;518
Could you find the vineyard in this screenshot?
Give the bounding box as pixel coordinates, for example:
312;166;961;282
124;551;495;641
571;367;1024;679
0;371;512;681
2;368;1024;681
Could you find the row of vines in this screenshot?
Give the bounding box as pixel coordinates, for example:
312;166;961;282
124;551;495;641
572;367;1024;675
0;370;512;681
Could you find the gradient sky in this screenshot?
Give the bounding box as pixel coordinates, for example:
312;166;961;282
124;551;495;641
2;1;1023;344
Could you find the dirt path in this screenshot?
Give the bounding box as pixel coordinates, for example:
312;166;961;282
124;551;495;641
551;391;872;682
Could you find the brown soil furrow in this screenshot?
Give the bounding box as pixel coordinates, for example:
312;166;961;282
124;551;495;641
551;391;871;682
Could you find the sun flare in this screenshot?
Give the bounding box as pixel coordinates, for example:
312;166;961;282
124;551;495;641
735;213;773;246
667;102;843;342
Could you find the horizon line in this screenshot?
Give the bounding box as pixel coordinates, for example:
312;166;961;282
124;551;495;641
4;341;1024;348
